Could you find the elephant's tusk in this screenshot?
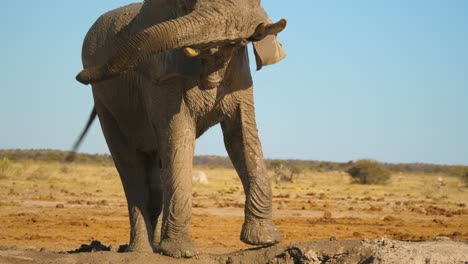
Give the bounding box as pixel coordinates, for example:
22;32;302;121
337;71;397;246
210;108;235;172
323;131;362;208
184;47;201;58
250;18;288;42
264;18;287;35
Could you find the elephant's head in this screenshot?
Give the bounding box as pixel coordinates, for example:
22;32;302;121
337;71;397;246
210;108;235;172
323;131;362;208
76;0;287;86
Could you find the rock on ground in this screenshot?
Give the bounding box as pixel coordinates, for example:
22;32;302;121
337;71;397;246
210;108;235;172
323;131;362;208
193;171;209;185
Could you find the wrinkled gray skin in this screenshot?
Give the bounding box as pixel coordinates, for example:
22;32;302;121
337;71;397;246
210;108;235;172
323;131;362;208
78;0;286;258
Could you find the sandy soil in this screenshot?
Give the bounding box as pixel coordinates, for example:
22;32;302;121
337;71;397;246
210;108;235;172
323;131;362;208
0;162;467;263
0;239;467;263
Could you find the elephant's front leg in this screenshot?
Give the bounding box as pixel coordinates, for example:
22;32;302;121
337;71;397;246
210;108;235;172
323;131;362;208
221;93;281;246
157;125;199;258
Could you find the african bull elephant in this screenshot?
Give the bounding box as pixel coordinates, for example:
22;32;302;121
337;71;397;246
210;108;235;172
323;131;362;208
75;0;286;258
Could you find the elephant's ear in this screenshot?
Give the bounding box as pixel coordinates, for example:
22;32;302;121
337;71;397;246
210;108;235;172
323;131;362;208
253;7;286;71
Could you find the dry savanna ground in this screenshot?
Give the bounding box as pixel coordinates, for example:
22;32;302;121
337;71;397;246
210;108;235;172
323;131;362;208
0;160;467;254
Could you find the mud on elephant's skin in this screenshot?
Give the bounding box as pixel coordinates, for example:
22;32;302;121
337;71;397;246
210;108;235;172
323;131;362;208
76;0;287;258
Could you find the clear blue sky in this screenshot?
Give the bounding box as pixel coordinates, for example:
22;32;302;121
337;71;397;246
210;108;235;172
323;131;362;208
1;1;467;165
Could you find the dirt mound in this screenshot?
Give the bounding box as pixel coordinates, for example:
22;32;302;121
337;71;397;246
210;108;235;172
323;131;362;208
363;237;468;264
67;240;128;253
0;239;466;264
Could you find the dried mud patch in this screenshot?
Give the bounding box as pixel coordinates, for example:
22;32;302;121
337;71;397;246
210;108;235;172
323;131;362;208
0;239;467;264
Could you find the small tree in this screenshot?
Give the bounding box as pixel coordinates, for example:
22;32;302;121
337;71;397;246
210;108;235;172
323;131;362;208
269;161;306;183
289;163;305;183
269;160;284;172
270;160;286;184
347;159;391;185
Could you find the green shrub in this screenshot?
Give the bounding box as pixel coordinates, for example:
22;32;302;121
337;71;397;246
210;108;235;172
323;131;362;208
347;159;391;185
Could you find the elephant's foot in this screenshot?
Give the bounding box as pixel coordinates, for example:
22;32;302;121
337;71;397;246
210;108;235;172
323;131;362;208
241;218;281;246
126;207;154;253
125;241;154;253
156;238;200;258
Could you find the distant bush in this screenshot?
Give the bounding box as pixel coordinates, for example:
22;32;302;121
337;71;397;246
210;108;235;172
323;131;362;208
193;155;233;168
347;159;391;185
27;166;49;181
0;149;465;176
0;149;113;165
289;163;305;182
268;160;306;183
0;157;12;179
450;166;468;187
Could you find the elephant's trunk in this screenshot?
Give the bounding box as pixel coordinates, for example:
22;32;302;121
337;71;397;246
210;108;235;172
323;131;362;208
76;6;260;85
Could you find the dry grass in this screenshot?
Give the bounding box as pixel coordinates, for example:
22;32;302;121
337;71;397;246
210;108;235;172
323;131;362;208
194;166;465;202
0;160;466;252
1;160;465;210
